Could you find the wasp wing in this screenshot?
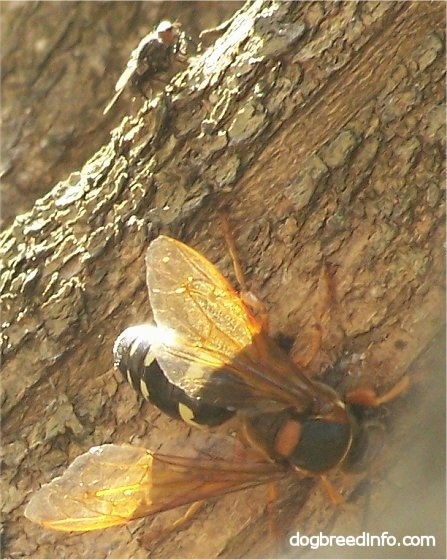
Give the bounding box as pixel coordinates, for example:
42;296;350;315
103;35;151;115
103;63;136;115
114;34;157;92
146;236;321;413
25;444;284;532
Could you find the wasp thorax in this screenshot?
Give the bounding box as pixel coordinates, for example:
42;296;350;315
244;402;353;474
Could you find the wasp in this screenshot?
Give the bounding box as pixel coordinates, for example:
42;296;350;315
103;20;188;115
25;235;408;532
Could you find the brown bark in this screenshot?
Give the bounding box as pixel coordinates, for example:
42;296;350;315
1;1;445;558
0;1;242;225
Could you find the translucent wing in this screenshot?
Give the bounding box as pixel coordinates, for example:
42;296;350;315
114;35;157;91
103;36;155;115
146;236;322;413
25;444;285;532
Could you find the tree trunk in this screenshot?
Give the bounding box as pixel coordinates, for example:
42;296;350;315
0;0;242;225
1;2;445;559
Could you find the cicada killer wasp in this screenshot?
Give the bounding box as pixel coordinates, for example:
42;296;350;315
25;235;408;532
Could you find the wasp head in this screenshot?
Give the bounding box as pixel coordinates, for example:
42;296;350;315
156;20;181;47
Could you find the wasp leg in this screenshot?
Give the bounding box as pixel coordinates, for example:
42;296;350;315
292;263;339;369
240;290;269;331
345;376;409;407
143;500;205;547
219;212;269;330
319;474;345;505
169;500;205;532
219;211;248;292
292;325;323;369
266;481;280;545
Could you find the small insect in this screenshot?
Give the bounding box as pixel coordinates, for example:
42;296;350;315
25;235;408;532
103;20;187;115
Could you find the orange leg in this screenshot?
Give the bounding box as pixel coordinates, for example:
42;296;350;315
169;501;204;532
142;500;205;548
292;325;322;369
219;211;248;292
291;263;341;370
319;474;344;505
267;482;279;538
219;212;269;330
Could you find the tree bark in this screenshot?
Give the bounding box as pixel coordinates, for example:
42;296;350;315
0;0;242;225
1;2;445;559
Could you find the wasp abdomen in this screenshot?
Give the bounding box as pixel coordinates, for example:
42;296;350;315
113;325;234;428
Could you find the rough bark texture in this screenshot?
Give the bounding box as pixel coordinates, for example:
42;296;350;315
1;1;445;559
0;1;242;225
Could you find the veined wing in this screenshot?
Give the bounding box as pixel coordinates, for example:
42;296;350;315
145;236;322;413
25;444;285;532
